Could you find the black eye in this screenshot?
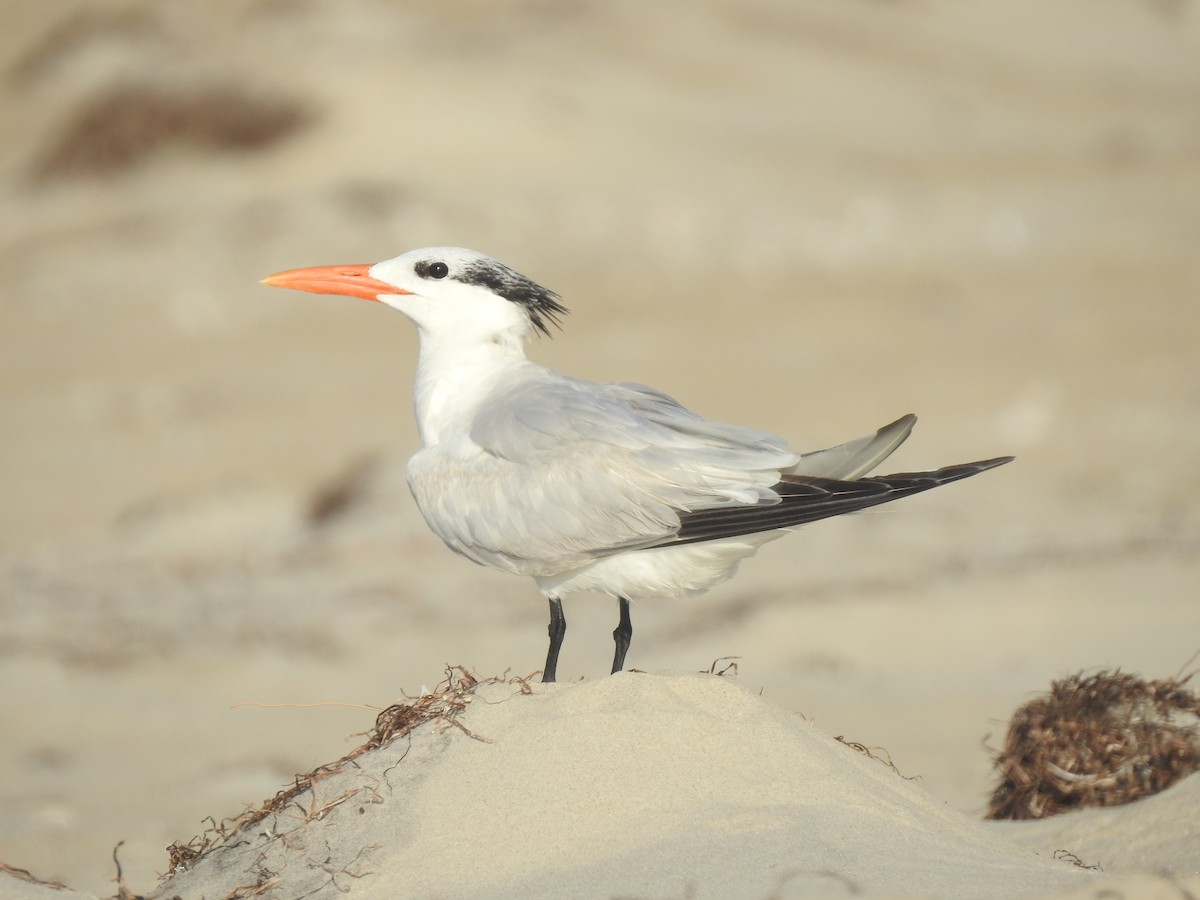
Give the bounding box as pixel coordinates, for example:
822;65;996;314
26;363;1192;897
426;261;449;279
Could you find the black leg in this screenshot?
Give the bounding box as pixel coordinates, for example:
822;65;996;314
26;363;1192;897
611;597;632;674
543;597;565;683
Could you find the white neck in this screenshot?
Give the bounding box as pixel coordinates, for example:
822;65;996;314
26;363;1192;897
411;330;529;446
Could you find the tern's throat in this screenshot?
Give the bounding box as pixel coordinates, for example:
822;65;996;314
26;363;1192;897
411;332;528;446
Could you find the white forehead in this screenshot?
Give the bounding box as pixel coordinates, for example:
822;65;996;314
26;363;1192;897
370;246;492;280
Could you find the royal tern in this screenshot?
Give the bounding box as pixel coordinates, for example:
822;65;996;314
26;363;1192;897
263;247;1011;682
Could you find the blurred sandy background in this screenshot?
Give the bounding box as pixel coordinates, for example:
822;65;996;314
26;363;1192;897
1;1;1198;895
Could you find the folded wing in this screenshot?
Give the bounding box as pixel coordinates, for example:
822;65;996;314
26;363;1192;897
662;456;1014;548
410;365;1007;575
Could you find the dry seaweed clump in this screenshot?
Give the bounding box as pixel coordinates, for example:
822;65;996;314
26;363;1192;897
986;669;1200;820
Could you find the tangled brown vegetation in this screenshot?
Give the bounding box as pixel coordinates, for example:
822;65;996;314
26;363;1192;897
986;669;1200;820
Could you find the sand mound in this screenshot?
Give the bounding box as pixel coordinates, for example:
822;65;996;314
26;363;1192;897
153;672;1100;900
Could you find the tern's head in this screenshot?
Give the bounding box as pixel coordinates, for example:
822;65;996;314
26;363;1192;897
262;247;567;343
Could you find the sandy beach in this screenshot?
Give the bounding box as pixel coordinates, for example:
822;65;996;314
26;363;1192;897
1;1;1199;897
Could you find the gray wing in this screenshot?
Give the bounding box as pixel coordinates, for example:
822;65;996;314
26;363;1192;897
653;413;1012;548
406;370;801;575
788;414;916;479
408;367;1011;575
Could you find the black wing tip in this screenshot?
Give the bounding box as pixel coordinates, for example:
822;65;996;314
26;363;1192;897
878;455;1014;484
668;453;1015;547
957;455;1016;474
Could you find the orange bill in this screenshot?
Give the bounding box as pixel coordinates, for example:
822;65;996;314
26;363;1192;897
260;264;408;302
